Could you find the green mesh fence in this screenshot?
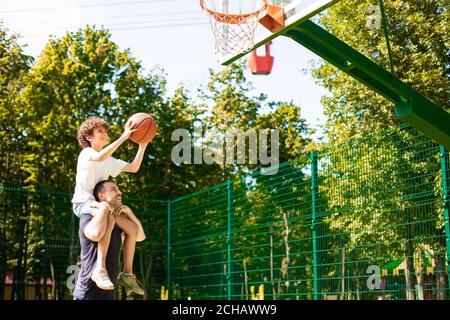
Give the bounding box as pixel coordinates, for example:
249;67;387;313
1;125;449;300
169;125;450;300
0;186;167;300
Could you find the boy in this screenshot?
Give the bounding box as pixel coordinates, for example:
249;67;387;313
72;116;148;295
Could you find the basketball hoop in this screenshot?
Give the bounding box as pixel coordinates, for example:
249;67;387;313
200;0;270;57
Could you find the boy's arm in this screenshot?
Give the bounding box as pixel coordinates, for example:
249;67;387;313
122;142;149;173
90;121;137;162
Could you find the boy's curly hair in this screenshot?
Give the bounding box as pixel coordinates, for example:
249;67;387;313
77;116;109;148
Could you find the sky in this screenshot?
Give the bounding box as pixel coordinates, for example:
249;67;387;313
0;0;331;139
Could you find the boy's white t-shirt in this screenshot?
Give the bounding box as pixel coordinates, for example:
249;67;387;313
71;147;127;203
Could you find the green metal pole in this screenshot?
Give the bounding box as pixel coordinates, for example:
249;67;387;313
378;0;395;75
439;146;450;296
285;20;450;149
167;199;172;300
310;152;319;300
227;180;234;300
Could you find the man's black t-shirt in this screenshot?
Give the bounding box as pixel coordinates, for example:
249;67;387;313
73;213;122;300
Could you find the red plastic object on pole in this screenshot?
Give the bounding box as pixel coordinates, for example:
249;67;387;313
247;42;274;75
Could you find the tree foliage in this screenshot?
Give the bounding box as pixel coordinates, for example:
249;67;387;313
0;24;33;186
313;0;449;144
0;23;313;299
201;62;311;180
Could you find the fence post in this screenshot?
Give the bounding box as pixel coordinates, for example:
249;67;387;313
167;199;172;300
310;152;320;300
440;145;450;295
227;180;234;300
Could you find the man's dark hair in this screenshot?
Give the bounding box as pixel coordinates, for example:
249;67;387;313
93;180;115;201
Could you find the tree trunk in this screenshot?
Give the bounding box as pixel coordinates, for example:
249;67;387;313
50;262;56;300
138;249;151;299
144;250;154;300
35;275;41;300
15;208;27;300
23;201;29;300
269;233;276;300
282;212;290;290
353;263;360;300
0;201;7;300
222;262;226;299
380;277;387;300
340;247;345;300
42;250;48;300
243;259;249;300
404;243;416;300
434;254;448;300
415;251;424;300
404;206;416;300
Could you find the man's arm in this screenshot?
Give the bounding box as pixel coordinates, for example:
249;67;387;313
122;142;149;173
83;202;111;242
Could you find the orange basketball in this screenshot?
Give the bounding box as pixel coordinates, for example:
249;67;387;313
127;113;157;144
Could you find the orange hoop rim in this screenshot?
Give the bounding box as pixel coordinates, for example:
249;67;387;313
199;0;269;24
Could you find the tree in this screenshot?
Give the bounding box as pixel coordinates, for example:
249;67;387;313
0;24;34;299
122;85;221;198
313;0;449;144
200;62;312;180
0;24;33;186
318;125;446;300
167;63;315;299
17;25;172;298
311;0;449;299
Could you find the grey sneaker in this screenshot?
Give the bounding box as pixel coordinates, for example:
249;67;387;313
117;272;144;295
91;268;114;290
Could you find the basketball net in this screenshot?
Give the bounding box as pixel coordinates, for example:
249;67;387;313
200;0;269;57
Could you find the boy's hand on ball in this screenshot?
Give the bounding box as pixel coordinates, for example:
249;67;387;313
122;120;138;139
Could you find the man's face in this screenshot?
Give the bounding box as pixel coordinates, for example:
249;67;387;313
99;182;122;207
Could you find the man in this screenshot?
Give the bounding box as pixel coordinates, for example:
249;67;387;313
73;180;144;300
